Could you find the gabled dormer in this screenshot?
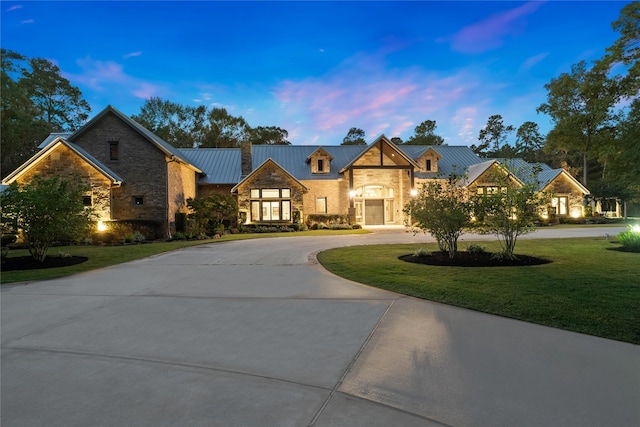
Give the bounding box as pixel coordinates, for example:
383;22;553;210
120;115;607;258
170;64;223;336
416;147;442;173
306;147;333;174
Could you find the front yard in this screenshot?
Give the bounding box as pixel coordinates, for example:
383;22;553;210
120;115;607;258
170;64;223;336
318;237;640;344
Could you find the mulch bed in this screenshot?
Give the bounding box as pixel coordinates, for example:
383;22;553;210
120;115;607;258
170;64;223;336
399;251;551;267
2;256;88;271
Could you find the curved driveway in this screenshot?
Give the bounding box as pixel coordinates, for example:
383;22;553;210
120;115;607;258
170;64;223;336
2;227;638;426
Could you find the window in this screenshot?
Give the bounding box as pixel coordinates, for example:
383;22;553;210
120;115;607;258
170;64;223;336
83;196;92;206
317;159;324;172
477;186;506;195
552;196;568;215
109;141;119;161
316;197;327;213
133;196;144;206
249;188;292;222
426;159;432;171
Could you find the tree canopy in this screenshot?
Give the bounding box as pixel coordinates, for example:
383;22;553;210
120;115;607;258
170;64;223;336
341;127;367;145
1;49;91;177
404;120;445;145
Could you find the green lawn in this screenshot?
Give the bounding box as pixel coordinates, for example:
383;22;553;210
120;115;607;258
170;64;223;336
317;238;640;344
1;228;369;284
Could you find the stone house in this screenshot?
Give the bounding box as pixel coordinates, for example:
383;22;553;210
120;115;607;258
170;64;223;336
2;106;593;236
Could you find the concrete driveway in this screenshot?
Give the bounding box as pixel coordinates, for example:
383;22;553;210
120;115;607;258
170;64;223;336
2;227;638;426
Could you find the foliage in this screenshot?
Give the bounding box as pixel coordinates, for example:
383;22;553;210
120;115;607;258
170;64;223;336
515;121;545;162
306;213;349;227
186;194;238;236
413;247;429;257
99;219;163;242
133;98;283;148
466;243;486;254
404;120;445;145
1;49;91;177
341;127;367;145
404;178;473;259
472;114;515;157
205;107;251;148
1;175;95;262
251;126;291;145
599;2;640;100
537;61;620;187
131;97;206;148
617;225;640;252
471;167;547;260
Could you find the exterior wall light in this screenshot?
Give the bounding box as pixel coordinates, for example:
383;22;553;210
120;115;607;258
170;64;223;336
97;221;108;232
410;189;418;197
349;190;356;198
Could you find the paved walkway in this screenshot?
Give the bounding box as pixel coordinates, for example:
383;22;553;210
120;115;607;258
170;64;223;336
2;227;638;426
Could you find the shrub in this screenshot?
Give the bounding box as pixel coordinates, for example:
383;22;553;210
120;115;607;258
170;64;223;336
172;232;187;240
466;244;486;254
617;226;640;252
133;231;146;243
306;213;349;228
413;247;429;257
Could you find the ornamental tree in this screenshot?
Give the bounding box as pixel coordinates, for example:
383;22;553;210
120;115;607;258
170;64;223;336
0;175;94;262
404;176;473;259
472;167;548;260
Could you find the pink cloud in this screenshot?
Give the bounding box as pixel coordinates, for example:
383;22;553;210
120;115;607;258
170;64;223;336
449;2;545;53
272;48;490;144
20;19;34;24
7;5;22;12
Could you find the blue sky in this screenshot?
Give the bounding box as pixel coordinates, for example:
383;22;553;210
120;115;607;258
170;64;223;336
1;1;631;146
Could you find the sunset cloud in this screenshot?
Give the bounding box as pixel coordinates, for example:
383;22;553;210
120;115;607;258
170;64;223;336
447;2;545;53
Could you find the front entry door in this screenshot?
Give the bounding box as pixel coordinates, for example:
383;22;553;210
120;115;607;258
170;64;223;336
365;200;384;225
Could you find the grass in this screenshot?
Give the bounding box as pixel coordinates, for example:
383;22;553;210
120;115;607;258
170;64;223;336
1;228;369;284
317;238;640;344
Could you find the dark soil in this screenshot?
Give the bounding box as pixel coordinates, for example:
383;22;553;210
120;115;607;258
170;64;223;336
2;255;88;271
399;251;551;267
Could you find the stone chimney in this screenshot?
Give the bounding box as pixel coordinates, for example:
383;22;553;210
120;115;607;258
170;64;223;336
241;140;252;177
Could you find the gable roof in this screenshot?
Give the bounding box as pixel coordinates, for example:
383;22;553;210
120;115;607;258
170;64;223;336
341;135;421;172
538;168;590;195
2;136;123;185
231;158;309;193
459;159;525;188
69;105;202;173
306;146;334;162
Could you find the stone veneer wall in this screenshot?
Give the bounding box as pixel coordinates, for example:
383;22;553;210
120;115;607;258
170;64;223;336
235;162;305;221
167;161;197;232
15;144;112;221
546;174;585;216
70;112;169;227
301;178;349;215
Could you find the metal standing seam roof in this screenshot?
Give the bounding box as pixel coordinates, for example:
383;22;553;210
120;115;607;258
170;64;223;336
177;144;487;185
407;145;484;178
252;145;367;180
178;148;241;184
38;133;72;149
